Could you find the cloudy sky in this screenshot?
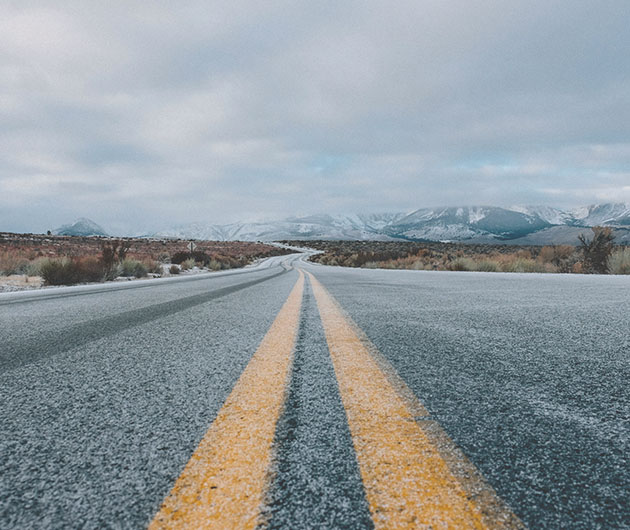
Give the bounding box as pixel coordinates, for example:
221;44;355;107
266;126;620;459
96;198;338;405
1;0;629;234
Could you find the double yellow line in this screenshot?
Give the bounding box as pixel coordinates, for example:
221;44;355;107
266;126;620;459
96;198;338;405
150;270;523;529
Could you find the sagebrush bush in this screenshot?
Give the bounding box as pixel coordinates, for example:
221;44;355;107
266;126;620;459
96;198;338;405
537;245;577;272
502;258;548;273
579;226;615;273
75;257;106;282
169;264;180;274
144;260;162;274
609;248;630;274
449;258;476;271
119;258;148;278
0;251;30;275
26;257;47;276
39;257;105;285
208;259;221;271
180;258;196;271
476;260;500;272
39;258;72;285
171;251;211;265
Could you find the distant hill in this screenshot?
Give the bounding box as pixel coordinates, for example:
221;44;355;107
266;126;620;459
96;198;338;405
152;203;630;244
53;218;108;237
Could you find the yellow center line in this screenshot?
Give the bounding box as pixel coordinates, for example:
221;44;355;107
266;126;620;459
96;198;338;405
149;270;304;530
307;271;524;529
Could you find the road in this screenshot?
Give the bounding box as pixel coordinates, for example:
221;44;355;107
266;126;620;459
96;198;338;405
1;253;628;529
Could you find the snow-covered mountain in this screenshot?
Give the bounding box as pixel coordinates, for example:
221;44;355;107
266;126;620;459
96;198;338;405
508;205;573;226
55;204;630;243
155;204;630;244
155;213;407;242
54;218;108;237
383;206;551;241
568;203;630;227
153;204;630;243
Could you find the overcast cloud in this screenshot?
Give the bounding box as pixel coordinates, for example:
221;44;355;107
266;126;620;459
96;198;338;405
1;0;629;233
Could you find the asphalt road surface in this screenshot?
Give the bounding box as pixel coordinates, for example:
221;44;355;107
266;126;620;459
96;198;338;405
1;253;628;529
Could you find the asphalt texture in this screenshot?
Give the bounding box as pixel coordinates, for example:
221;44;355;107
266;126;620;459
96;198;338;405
306;263;630;529
0;258;298;528
1;254;629;529
263;277;373;529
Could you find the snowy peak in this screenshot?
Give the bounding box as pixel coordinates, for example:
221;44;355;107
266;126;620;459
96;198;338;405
54;218;108;237
155;213;406;242
508;205;572;225
152;203;630;242
568;203;630;226
54;203;628;243
386;206;550;241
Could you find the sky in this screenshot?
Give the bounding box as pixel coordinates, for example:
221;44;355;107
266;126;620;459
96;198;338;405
1;0;629;234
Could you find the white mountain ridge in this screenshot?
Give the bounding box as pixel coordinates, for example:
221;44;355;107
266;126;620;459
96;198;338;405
53;203;630;243
151;203;630;243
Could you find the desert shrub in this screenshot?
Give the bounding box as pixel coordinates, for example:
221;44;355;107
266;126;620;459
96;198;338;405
39;257;105;285
157;252;171;263
192;251;211;265
171;250;212;266
449;258;476;271
26;258;46;276
75;257;106;282
169;264;180;274
503;258;548;273
609;248;630;274
476;260;500;272
104;264;121;281
538;245;576;273
578;226;615;274
101;240;131;270
171;251;190;264
409;260;429;270
180;258;196;271
208;259;221;271
39;258;74;285
143;260;163;274
0;251;30;275
119;258;148;278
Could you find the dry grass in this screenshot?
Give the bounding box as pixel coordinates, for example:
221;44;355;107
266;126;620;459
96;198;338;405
298;240;629;274
0;274;44;292
0;250;31;276
0;233;290;288
609;248;630;274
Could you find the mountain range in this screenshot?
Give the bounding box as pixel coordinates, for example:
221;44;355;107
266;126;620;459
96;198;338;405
54;203;630;244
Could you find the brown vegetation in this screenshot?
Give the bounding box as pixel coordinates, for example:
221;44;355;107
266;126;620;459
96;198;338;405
283;236;629;275
0;232;289;287
578;226;615;274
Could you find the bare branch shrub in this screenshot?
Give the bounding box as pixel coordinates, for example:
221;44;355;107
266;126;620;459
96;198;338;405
578;227;615;274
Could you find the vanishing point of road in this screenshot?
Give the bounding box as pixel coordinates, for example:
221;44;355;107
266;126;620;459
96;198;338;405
1;253;628;529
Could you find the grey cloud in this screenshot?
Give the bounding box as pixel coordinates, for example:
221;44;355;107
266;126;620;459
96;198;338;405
1;0;629;233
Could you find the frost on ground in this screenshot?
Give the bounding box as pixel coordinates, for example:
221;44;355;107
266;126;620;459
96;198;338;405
0;275;44;292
